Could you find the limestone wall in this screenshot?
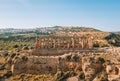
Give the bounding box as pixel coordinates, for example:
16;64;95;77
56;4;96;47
11;51;109;81
11;56;60;75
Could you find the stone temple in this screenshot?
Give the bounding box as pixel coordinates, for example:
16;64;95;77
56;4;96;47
32;35;94;56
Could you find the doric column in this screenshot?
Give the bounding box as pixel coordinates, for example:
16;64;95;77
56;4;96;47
57;38;60;49
35;36;40;49
79;38;81;48
81;37;84;49
53;39;56;48
67;42;70;49
48;37;52;48
89;36;93;49
41;38;45;48
71;37;75;48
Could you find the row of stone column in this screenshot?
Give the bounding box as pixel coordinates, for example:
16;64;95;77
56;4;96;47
35;36;93;49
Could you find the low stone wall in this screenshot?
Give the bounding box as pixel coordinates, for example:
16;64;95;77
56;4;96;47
11;56;60;75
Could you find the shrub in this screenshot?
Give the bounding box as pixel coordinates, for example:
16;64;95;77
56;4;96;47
54;71;64;81
54;71;75;81
93;41;109;47
4;71;12;78
10;53;16;58
77;71;85;80
13;44;19;48
23;46;29;50
93;42;99;47
3;51;8;57
65;55;71;61
97;57;105;64
22;56;28;61
72;55;80;62
0;64;5;70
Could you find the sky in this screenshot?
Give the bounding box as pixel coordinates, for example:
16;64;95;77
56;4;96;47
0;0;120;31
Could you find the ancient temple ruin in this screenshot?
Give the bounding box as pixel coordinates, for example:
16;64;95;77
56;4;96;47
35;35;93;49
32;35;94;56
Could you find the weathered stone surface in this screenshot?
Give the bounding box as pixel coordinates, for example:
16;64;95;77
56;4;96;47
67;76;79;81
35;35;93;50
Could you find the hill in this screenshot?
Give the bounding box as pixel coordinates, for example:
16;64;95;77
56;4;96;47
0;26;120;81
0;26;120;51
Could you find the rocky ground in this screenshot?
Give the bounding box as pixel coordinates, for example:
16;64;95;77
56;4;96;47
0;47;120;81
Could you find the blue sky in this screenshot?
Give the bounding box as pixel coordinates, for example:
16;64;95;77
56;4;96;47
0;0;120;31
